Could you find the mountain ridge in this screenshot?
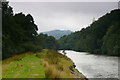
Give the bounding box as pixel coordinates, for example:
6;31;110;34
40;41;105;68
41;30;73;39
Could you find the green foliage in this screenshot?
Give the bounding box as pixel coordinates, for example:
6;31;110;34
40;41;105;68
59;9;120;56
2;2;59;59
102;22;120;56
35;34;59;50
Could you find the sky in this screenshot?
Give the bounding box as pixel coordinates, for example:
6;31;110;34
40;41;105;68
8;1;118;33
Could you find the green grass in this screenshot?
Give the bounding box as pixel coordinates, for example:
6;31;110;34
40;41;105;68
2;49;87;79
2;53;45;78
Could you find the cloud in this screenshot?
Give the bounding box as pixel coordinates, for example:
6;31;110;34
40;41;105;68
9;2;118;33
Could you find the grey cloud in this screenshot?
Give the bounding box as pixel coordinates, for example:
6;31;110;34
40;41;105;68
9;2;118;33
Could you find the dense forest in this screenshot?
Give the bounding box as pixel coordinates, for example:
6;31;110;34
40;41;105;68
59;9;120;56
2;2;59;59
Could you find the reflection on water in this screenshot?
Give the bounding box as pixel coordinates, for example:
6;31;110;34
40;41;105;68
59;50;119;78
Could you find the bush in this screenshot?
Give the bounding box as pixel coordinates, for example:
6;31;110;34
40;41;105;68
21;42;42;52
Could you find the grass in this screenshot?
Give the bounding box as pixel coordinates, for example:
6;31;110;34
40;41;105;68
1;49;87;79
42;49;86;78
2;53;45;78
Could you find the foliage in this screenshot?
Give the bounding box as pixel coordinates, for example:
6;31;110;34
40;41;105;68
35;34;59;50
2;2;59;59
59;9;120;56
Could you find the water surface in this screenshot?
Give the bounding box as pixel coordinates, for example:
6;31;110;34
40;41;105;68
59;50;119;78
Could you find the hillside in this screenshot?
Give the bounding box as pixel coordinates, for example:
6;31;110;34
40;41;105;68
41;30;73;39
1;49;87;79
59;9;120;56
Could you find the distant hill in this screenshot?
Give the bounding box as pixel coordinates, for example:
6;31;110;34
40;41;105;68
41;30;73;39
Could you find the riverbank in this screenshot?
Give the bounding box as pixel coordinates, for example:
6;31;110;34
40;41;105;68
1;49;87;79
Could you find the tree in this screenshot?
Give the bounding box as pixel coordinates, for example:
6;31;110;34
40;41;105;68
59;9;120;56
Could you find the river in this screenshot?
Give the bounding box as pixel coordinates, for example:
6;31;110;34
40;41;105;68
59;50;119;78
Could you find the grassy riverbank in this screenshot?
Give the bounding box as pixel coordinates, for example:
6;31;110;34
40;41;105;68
1;49;87;79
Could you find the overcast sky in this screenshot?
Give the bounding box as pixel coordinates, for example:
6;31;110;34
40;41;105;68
9;2;118;33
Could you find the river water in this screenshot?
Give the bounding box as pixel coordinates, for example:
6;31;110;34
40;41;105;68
59;50;119;78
